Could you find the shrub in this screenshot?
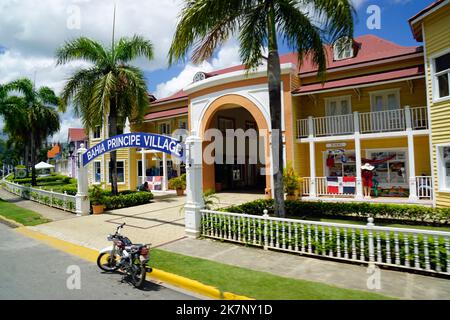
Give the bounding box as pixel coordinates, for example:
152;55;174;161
89;185;105;206
283;164;300;196
223;199;450;226
61;184;78;196
168;174;186;190
102;192;154;210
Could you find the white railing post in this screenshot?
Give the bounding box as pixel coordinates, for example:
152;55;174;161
367;217;375;264
263;209;269;250
405;107;418;202
184;133;205;238
354;112;363;200
76;144;90;216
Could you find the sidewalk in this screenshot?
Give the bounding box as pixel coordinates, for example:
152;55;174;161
160;237;450;300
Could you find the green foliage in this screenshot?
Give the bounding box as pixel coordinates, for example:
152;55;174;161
61;184;78;196
203;189;219;210
102;191;154;210
89;184;105;206
223;199;450;226
168;174;187;190
12;174;72;185
283;164;300;196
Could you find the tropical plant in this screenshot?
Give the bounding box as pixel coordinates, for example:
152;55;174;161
168;0;354;217
56;34;154;195
89;184;106;206
203;189;220;210
283;164;300;196
2;79;61;186
169;174;187;190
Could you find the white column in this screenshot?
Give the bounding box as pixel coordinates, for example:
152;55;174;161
308;116;317;198
405;107;418;201
76;144;90;216
141;150;146;185
354;112;364;199
184;133;205;238
162;152;168;191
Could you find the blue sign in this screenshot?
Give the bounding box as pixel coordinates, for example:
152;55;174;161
82;133;184;167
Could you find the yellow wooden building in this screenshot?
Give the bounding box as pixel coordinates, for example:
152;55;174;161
88;1;450;208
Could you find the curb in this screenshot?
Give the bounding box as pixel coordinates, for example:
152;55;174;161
14;227;253;300
0;215;24;228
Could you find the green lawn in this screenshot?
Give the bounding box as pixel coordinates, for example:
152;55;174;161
150;249;393;300
0;199;51;226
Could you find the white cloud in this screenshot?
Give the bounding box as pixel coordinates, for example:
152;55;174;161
50;112;82;143
0;0;184;141
352;0;368;9
155;41;242;98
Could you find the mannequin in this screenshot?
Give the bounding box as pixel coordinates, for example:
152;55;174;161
361;163;375;199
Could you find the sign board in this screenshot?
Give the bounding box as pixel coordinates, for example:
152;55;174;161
326;143;347;149
82;133;184;167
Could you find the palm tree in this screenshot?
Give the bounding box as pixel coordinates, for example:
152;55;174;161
6;79;61;186
56;35;154;195
169;0;354;217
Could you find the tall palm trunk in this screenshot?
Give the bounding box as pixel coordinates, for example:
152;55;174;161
267;2;285;217
30;133;37;186
109;99;119;196
24;143;30;176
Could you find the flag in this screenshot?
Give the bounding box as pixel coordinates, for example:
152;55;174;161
327;177;339;194
342;176;356;194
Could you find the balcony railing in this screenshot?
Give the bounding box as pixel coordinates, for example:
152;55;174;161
297;106;428;139
299;176;434;201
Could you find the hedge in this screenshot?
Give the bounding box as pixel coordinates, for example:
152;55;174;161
12;174;72;185
102;191;154;210
222;199;450;226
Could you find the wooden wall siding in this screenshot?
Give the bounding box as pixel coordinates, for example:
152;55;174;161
423;6;450;207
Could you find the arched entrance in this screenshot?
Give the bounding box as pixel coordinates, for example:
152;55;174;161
200;94;271;194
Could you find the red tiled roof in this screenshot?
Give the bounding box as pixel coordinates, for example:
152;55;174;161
144;106;188;121
409;0;446;41
298;35;422;75
68;128;87;142
293;65;425;95
152;35;422;102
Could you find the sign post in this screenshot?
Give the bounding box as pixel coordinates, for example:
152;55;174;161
76;144;90;216
184;133;204;238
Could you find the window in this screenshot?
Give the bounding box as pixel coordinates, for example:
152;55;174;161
438;146;450;191
178;120;187;130
109;161;125;183
325;150;356;177
93;126;101;139
93;162;101;183
370;89;400;112
159;122;171;135
333;37;353;61
218;117;235;134
432;52;450;100
325;96;352;116
366;150;408;187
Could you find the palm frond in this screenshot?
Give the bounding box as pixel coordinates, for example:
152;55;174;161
56;37;108;65
276;0;328;78
114;35;154;63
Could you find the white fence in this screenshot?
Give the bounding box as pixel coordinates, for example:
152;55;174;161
417;176;433;200
201;209;450;275
2;180;77;213
297;107;428;138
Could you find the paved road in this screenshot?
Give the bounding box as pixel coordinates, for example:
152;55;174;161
0;224;197;300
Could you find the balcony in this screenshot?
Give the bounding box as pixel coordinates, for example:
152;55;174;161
297;106;428;139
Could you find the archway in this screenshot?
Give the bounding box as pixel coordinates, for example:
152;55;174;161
200;94;271;194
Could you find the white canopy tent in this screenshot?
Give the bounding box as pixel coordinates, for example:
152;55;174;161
35;162;55;170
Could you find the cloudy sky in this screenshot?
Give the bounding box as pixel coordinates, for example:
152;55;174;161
0;0;433;142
